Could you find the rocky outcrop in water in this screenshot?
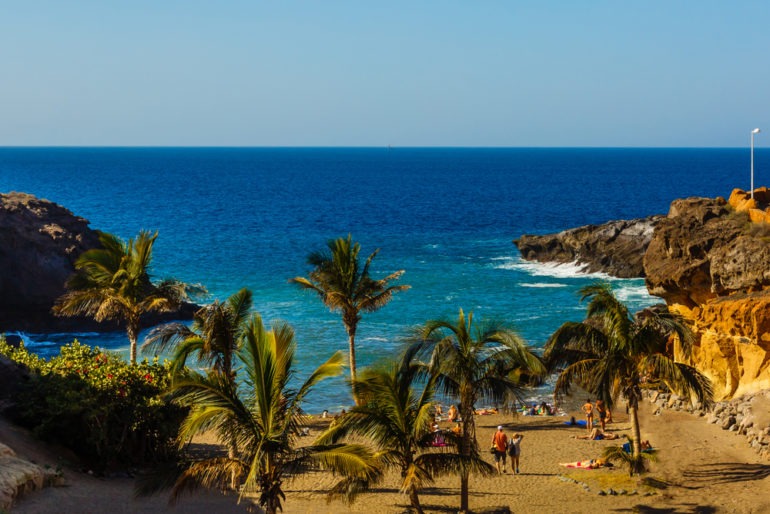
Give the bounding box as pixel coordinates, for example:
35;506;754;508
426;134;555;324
514;216;664;278
0;193;101;331
0;192;196;332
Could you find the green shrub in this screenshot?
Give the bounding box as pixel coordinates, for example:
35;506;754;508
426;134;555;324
0;338;185;473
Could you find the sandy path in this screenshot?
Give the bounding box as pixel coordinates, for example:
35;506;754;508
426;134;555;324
5;399;770;513
283;402;770;513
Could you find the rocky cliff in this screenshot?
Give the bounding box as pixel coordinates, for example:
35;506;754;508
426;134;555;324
0;193;102;331
0;192;195;332
644;191;770;399
514;215;664;278
514;190;770;400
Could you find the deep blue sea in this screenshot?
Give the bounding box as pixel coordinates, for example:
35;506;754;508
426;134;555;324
0;147;763;412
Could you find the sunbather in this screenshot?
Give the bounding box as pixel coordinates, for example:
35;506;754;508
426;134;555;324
559;457;610;469
573;427;619;440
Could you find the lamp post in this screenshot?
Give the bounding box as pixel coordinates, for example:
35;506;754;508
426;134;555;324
751;128;761;200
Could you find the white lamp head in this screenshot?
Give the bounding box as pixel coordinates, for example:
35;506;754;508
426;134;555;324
752;128;761;134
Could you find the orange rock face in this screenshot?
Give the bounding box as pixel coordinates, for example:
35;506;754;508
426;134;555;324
671;293;770;399
647;191;770;399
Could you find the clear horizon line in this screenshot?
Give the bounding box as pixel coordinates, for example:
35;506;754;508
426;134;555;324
0;145;762;150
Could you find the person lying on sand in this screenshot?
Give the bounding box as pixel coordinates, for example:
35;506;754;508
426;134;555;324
559;457;612;469
572;428;619;440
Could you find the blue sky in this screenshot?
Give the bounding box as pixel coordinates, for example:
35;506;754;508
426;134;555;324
2;1;769;147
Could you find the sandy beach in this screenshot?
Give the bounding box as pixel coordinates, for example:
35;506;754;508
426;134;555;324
5;398;769;514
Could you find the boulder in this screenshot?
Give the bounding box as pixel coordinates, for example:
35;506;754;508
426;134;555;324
0;443;61;511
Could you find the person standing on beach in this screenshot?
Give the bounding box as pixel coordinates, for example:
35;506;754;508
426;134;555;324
582;399;594;432
491;425;508;474
595;399;607;431
508;432;524;474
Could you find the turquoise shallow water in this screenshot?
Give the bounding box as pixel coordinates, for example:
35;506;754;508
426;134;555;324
0;147;761;411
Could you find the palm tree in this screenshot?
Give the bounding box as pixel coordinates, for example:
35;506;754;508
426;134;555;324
543;282;713;474
290;234;409;402
53;230;195;364
316;344;493;514
412;309;546;513
142;288;254;487
142;288;253;380
154;314;380;514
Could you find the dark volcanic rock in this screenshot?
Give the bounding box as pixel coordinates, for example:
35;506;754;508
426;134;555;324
0;192;100;309
0;192;196;332
643;196;770;307
514;216;664;279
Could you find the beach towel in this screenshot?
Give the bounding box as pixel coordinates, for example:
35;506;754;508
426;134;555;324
622;442;654;453
563;419;587;427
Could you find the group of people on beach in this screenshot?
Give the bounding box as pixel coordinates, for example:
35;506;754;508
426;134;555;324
582;398;612;431
522;401;556;416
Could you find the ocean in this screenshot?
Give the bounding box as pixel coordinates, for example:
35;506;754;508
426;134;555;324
0;147;762;412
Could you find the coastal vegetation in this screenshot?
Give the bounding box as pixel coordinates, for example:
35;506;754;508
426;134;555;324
52;230;199;364
290;234;410;403
149;313;380;514
411;309;546;512
544;282;713;474
142;288;255;487
0;338;182;471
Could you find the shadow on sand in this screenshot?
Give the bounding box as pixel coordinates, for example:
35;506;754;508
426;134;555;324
681;462;770;486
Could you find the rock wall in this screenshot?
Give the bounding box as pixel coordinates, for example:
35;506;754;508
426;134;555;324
644;192;770;399
514;215;663;278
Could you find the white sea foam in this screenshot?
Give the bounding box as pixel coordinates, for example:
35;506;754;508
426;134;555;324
493;256;614;280
519;282;568;288
362;336;389;343
614;283;661;307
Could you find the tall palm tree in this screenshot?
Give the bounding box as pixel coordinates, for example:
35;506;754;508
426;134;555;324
412;309;546;514
53;230;194;364
543;282;713;474
142;288;253;380
154;314;380;514
290;234;409;402
317;344;493;514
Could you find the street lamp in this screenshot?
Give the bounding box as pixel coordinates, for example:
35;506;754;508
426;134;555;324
751;128;761;200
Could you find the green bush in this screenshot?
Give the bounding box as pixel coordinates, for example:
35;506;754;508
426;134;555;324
0;338;185;473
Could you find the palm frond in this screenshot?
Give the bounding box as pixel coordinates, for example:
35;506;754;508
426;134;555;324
642;354;714;408
142;322;197;355
168;457;245;505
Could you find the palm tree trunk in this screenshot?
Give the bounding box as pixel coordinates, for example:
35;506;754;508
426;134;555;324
409;485;423;514
629;401;643;475
459;403;475;513
127;320;139;365
459;473;470;513
228;441;238;490
347;331;359;405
